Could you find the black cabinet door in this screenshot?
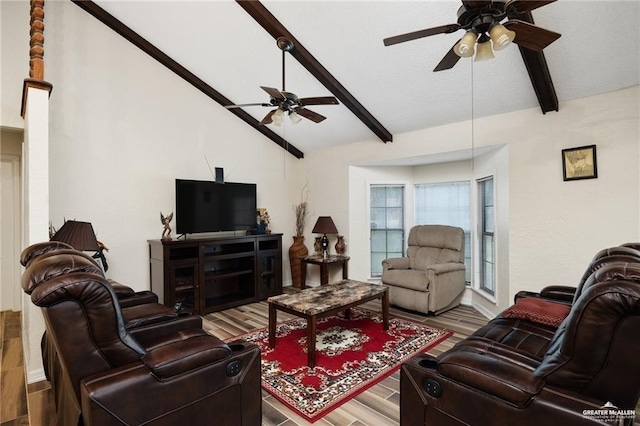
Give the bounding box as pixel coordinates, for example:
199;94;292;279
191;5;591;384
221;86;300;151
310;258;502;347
257;248;282;300
168;260;199;314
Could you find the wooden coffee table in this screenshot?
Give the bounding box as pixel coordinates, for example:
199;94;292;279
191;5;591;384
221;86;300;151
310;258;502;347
268;279;389;368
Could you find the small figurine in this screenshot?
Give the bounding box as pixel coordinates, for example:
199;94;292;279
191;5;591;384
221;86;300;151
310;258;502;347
160;212;173;241
48;222;57;239
260;208;271;234
257;208;271;234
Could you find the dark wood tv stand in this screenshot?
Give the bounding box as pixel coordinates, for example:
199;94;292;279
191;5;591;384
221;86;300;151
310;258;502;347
148;233;282;315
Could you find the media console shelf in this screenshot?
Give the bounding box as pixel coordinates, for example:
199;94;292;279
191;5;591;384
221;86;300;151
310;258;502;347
148;234;282;314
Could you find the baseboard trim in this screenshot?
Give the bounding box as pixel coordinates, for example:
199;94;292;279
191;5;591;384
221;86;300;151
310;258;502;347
472;302;496;320
27;367;46;384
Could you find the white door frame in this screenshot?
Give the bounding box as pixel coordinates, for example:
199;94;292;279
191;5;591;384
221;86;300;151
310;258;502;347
1;154;22;311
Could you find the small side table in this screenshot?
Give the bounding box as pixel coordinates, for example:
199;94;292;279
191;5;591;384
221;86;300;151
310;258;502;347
301;254;350;288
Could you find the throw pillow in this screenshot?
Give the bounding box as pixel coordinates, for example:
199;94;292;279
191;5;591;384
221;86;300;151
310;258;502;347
502;297;571;327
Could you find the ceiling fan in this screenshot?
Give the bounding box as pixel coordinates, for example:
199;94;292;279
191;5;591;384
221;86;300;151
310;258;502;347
383;0;561;72
225;37;339;126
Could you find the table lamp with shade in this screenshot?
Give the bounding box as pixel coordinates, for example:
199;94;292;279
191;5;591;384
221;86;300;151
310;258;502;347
312;216;338;258
50;220;109;271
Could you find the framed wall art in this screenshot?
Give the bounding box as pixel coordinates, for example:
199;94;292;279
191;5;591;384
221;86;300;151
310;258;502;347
562;145;598;181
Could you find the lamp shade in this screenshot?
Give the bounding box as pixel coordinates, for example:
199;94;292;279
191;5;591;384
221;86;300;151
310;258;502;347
312;216;338;234
475;39;495;62
489;23;515;51
272;108;284;126
51;220;99;251
454;31;478;58
289;111;302;124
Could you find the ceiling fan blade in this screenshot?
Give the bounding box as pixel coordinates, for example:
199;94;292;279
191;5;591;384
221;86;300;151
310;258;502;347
298;96;339;106
461;1;492;9
433;40;462;72
505;20;561;51
295;108;326;123
383;23;461;46
506;0;556;14
259;109;277;125
225;103;270;109
260;86;285;100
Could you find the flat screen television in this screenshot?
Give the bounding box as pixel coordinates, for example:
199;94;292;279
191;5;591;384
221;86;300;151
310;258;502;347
175;179;257;235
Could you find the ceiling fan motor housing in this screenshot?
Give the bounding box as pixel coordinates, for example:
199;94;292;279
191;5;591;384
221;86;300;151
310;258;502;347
456;3;507;34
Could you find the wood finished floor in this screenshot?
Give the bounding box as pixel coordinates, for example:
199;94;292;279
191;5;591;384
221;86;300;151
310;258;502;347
203;298;488;426
5;296;636;425
0;298;486;426
1;310;55;426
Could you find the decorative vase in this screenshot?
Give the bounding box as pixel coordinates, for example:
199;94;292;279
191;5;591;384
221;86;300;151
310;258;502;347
289;236;308;288
335;235;346;255
314;237;323;255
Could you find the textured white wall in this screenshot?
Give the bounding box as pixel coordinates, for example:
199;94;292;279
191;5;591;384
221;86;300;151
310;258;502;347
504;87;639;303
305;86;639;315
45;2;304;291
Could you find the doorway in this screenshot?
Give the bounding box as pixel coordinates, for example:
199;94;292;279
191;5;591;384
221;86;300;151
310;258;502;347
1;129;23;312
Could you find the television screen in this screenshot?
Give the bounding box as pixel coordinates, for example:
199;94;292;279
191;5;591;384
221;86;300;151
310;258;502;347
175;179;257;234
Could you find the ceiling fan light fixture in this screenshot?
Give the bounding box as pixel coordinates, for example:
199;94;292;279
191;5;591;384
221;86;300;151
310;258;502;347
489;23;515;51
474;39;494;62
454;31;478;58
289;110;302;124
272;108;284;126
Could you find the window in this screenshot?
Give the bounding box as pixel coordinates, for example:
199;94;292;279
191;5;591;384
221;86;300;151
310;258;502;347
478;177;495;295
370;185;404;277
415;181;471;284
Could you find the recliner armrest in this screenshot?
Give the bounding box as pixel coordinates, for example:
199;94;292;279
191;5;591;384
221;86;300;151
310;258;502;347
426;262;465;275
121;303;178;329
130;315;203;347
540;285;576;303
118;291;158;307
514;285;576;305
142;332;231;379
108;279;159;307
109;280;135;298
382;257;410;270
437;350;544;407
81;341;262;426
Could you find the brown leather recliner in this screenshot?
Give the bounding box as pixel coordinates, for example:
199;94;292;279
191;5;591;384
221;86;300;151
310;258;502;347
457;246;640;366
26;253;262;426
400;259;640;426
21;241;158;307
21;248;202;342
21;243;204;395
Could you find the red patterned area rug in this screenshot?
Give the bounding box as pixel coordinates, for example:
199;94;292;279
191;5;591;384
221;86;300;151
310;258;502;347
228;308;452;422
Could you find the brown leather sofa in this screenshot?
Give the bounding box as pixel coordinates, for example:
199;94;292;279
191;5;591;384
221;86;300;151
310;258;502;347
400;248;640;425
22;245;262;425
21;245;203;343
21;242;204;386
21;241;159;307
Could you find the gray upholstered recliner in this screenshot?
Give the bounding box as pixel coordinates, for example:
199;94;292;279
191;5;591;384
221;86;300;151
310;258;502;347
382;225;465;315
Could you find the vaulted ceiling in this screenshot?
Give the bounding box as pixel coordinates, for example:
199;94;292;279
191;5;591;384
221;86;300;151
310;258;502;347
78;0;639;157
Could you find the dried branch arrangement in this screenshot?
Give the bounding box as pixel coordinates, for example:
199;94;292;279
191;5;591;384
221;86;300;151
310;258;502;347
294;179;310;237
294;201;308;237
